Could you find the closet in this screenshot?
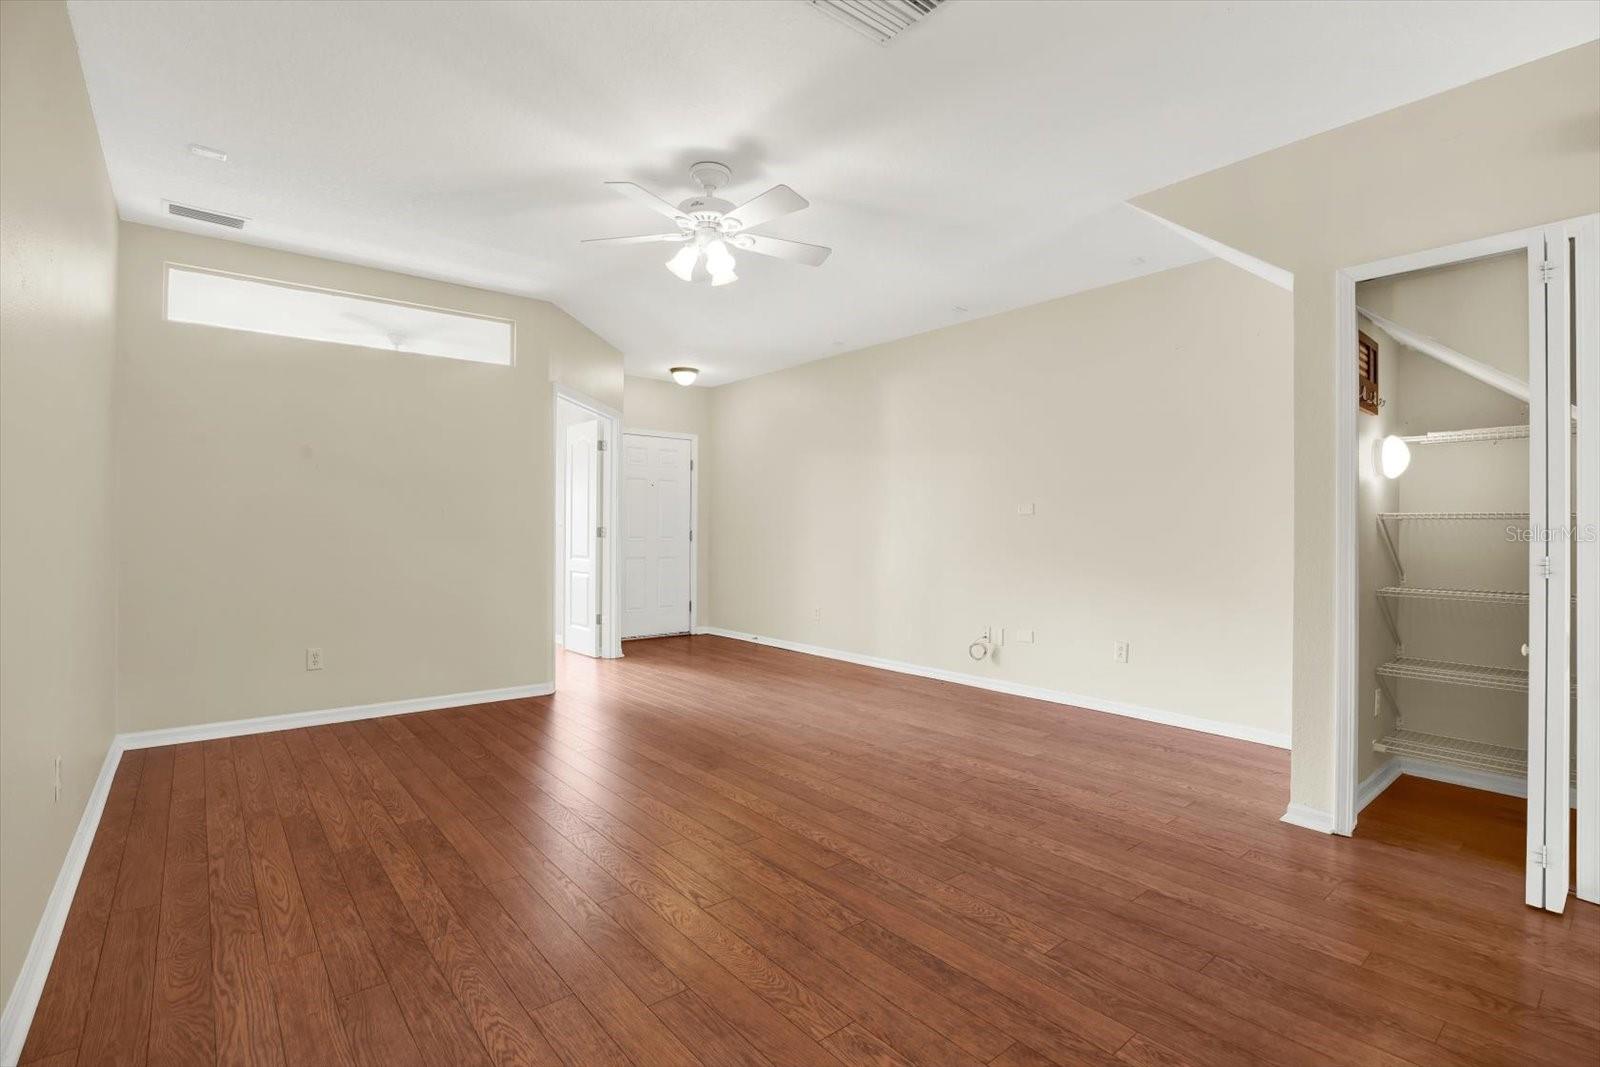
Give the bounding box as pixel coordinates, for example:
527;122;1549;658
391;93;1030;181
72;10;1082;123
1351;218;1596;913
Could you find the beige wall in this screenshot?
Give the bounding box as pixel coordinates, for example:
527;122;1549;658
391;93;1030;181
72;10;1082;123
705;259;1294;741
1135;42;1600;816
1357;254;1531;778
0;0;120;1017
114;223;621;733
624;374;713;627
1353;317;1405;781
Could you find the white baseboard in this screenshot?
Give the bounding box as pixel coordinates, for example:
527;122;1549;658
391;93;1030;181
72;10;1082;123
1355;756;1579;819
698;626;1291;750
0;742;121;1067
117;682;554;750
1388;756;1527;800
0;679;552;1065
1356;760;1404;815
1281;803;1336;834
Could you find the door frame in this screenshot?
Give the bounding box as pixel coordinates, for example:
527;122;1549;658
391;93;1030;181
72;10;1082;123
1331;215;1598;861
620;428;699;638
1575;217;1600;904
553;385;622;659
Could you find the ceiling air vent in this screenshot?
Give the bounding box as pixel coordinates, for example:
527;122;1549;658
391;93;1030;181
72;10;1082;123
807;0;945;45
165;201;246;229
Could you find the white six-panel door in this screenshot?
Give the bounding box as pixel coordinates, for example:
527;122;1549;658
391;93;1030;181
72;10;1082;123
563;418;602;656
621;432;693;639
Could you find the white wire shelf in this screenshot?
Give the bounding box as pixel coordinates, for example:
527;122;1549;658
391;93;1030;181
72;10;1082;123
1400;425;1528;445
1377;586;1528;605
1377;657;1528;693
1373;729;1527;777
1373;729;1577;786
1377;512;1527;521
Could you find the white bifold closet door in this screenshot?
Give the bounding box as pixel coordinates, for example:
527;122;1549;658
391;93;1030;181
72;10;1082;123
620;433;693;639
1526;218;1598;912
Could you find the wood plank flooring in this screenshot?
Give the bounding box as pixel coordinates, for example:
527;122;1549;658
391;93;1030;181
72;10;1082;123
19;635;1599;1066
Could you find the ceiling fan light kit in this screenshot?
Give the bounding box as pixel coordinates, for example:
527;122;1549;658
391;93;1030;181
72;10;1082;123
583;161;831;286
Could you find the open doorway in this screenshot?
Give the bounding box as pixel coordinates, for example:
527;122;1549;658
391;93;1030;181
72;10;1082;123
1334;216;1598;912
553;387;622;659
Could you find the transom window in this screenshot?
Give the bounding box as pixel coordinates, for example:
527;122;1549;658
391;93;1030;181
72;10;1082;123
164;265;514;366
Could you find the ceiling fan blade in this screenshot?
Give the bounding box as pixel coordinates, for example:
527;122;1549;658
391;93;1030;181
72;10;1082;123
604;181;691;222
732;233;831;267
581;232;690;246
722;185;808;232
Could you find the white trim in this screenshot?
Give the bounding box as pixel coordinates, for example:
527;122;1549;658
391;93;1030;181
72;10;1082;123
1344;225;1536;283
554;385;623;660
117;682;553;750
0;743;122;1067
1332;268;1359;836
1365;760;1581;806
619;428;699;638
698;627;1290;749
1131;206;1294;291
1576;215;1600;904
0;678;553;1064
1389;759;1526;800
1356;760;1403;815
1281;804;1336;834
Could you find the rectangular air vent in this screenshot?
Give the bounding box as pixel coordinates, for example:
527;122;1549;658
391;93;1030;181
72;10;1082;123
165;201;246;229
808;0;945;45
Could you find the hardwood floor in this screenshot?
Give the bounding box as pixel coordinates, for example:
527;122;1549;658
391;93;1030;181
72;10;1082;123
19;635;1599;1066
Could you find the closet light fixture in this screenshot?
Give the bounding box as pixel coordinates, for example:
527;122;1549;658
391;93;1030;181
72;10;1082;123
1377;434;1412;479
670;366;700;386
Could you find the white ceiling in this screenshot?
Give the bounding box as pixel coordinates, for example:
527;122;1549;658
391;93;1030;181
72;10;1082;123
68;1;1598;385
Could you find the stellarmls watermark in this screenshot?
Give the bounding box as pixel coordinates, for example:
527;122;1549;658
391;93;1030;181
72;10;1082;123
1505;523;1599;543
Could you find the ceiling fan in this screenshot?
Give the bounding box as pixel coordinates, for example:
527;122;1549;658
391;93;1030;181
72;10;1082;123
583;162;831;286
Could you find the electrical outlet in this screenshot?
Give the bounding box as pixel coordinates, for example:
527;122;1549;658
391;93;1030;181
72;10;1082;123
306;647;324;671
811;606;821;622
1013;628;1035;644
1016;502;1035;516
1113;640;1130;664
53;755;62;803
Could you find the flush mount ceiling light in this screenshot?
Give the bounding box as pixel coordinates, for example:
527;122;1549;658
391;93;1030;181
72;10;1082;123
669;366;700;386
583;162;832;287
1376;434;1412;479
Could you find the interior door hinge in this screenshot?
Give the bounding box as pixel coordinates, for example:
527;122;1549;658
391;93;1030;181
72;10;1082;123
688;529;694;542
1538;554;1553;580
1539;260;1558;284
596;612;602;625
689;459;694;471
1532;845;1550;869
597;439;607;451
597;525;606;538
